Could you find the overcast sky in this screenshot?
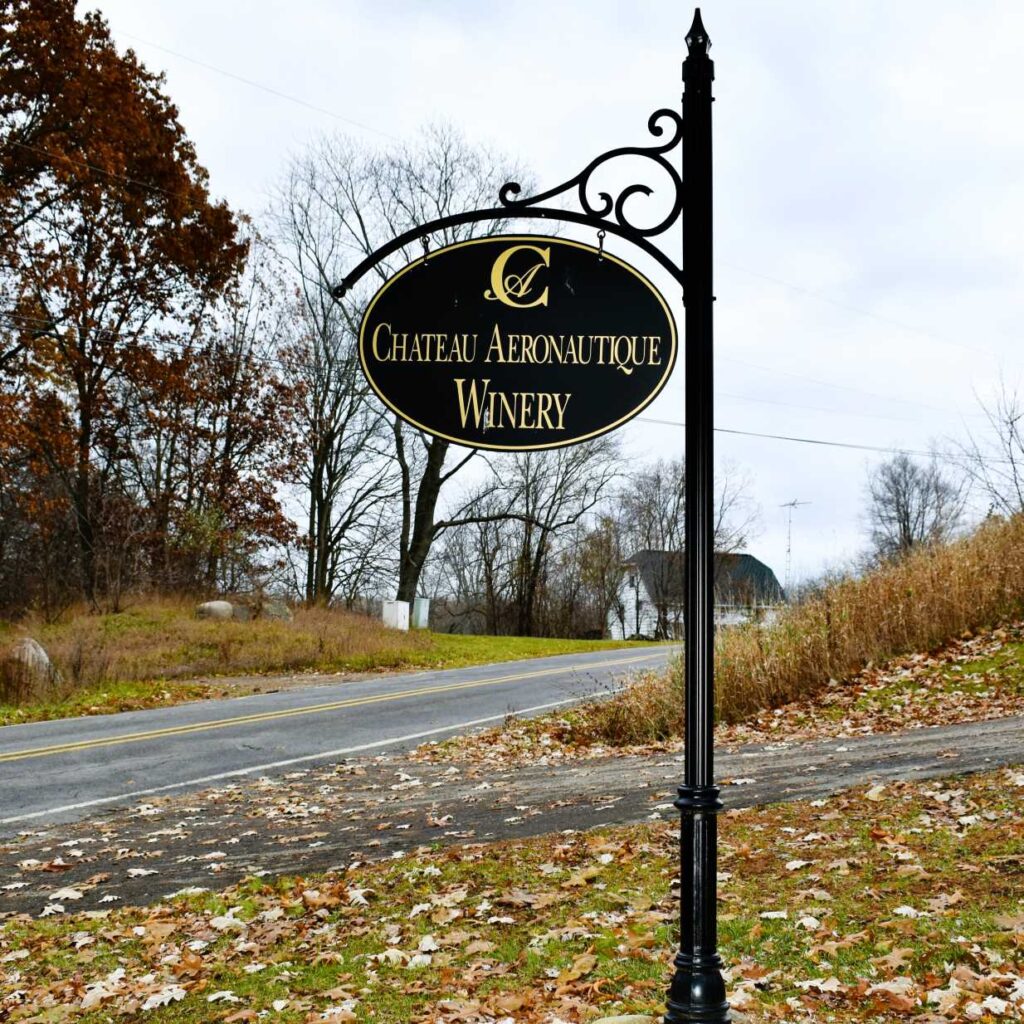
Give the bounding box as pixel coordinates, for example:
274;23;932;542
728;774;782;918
87;1;1024;586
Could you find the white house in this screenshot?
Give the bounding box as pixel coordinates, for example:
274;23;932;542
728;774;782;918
607;549;785;640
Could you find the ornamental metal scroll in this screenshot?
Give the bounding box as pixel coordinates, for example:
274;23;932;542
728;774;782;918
497;109;683;241
330;108;686;300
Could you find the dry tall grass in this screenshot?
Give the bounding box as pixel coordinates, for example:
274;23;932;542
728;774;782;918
0;597;645;712
584;513;1024;744
0;597;435;694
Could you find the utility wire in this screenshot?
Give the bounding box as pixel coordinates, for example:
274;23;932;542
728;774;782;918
717;353;985;420
3;318;1009;466
716;388;922;424
722;259;1024;371
635;415;992;464
0;305;995;427
0;308;1007;449
10;140;190;203
118;31;400;142
0;308;984;429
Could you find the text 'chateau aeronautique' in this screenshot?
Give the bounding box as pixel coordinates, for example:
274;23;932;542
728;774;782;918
369;326;667;431
358;236;678;451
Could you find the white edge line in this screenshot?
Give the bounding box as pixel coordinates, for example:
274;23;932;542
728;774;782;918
0;689;624;826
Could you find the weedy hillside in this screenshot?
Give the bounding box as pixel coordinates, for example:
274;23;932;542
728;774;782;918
587;512;1024;744
0;599;653;725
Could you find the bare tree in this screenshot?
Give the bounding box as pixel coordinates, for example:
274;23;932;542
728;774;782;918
273;146;399;605
956;381;1024;518
427;485;511;634
115;236;299;595
281;125;531;602
579;514;629;638
425;439;621;636
866;452;965;561
497;438;621;635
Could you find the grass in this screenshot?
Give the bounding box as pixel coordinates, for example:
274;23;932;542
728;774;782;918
586;512;1024;745
0;598;660;726
1;768;1021;1021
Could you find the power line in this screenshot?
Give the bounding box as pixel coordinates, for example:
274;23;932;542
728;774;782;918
9;140;189;203
0;309;1007;459
717;388;923;425
118;31;400;143
3;317;1008;467
717;353;986;421
721;259;1024;371
635;415;992;463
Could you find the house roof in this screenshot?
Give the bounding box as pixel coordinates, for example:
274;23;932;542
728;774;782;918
623;550;785;605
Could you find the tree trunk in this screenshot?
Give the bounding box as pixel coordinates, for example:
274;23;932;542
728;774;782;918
396;435;449;602
74;401;97;608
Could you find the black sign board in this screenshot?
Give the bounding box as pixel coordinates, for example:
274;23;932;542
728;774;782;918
358;235;677;450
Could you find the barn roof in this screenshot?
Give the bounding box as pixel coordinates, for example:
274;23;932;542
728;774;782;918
623;550;785;605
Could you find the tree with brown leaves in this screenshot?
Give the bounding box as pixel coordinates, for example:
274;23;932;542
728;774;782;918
0;0;246;605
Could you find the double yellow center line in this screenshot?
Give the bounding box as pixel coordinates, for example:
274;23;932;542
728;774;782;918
0;651;666;764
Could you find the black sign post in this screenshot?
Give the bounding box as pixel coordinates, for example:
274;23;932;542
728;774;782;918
332;10;727;1021
667;11;729;1024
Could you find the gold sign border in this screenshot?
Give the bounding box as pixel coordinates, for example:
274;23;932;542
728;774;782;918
357;234;679;451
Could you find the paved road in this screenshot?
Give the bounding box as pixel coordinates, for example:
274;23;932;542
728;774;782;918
0;646;675;833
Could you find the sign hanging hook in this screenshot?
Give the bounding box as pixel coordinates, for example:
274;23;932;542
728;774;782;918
597;228;606;261
421;234;430;263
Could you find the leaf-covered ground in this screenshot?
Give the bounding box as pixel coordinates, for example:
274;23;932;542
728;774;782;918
1;768;1022;1023
411;623;1024;768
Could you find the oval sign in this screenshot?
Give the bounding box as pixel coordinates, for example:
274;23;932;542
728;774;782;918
358;235;677;451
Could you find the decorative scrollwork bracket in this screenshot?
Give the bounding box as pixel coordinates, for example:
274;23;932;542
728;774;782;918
498;109;683;241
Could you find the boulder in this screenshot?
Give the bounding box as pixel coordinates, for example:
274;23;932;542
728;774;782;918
196;600;234;621
260;599;293;622
1;637;62;699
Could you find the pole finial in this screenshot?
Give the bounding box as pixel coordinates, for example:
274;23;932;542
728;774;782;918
686;8;711;54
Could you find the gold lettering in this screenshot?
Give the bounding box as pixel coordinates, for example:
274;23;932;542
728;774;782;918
613;335;634;376
454;378;490;428
553;393;571;429
483;244;551;308
453;381;571;432
505;333;521;363
536;392;554;429
517;392;535;428
498;391;516;428
371;322;392;362
485;325;505;363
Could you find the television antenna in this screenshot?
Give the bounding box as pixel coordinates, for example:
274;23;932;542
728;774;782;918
779;499;811;594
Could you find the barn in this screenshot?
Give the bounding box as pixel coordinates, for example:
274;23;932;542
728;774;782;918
607;549;785;640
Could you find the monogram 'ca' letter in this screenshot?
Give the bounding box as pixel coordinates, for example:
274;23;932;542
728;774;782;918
484;244;551;308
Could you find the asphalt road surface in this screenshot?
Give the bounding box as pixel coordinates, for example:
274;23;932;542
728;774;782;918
0;645;675;834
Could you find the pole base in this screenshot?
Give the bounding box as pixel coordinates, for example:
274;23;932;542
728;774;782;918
664;955;730;1023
